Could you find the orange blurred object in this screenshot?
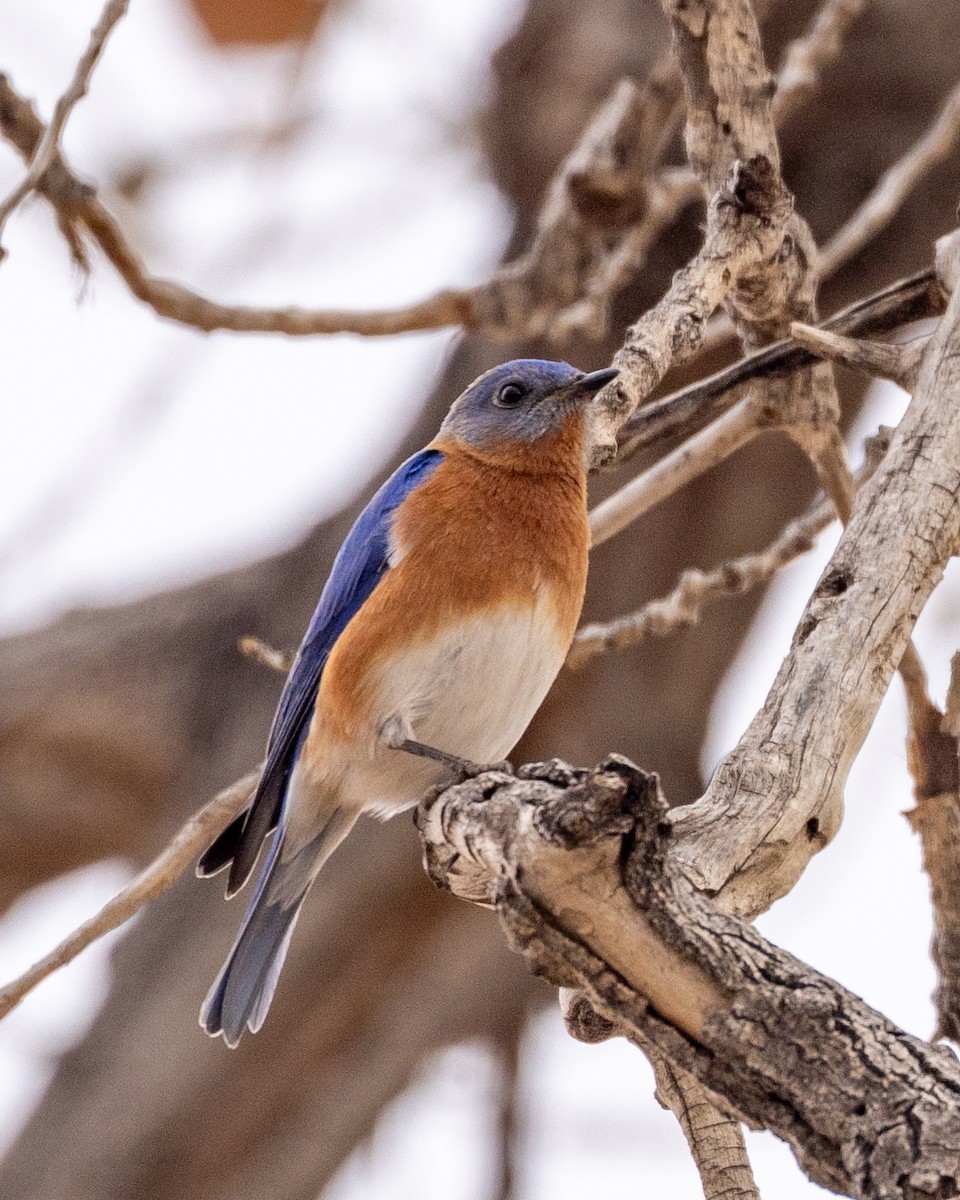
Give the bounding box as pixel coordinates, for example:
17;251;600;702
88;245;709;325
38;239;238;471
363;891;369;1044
186;0;326;45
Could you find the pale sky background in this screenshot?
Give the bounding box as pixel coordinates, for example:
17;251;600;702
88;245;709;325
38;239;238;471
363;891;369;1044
0;2;957;1197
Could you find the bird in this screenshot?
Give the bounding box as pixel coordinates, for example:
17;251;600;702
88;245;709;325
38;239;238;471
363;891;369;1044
198;357;617;1046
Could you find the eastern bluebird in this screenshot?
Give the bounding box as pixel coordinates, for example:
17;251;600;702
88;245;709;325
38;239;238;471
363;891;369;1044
198;358;617;1045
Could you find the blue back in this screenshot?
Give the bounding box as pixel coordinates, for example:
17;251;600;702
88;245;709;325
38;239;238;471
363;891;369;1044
227;447;444;892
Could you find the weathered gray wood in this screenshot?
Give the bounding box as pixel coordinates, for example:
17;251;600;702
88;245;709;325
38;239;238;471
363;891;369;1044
421;758;960;1199
672;232;960;919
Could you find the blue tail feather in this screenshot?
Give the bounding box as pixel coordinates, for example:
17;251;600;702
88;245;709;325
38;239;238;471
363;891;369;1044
200;807;355;1046
199;830;305;1047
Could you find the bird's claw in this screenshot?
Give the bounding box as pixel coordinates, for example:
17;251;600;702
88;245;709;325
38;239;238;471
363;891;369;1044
395;738;513;781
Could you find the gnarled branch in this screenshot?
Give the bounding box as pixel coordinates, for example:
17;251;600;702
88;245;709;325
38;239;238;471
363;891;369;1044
418;758;960;1200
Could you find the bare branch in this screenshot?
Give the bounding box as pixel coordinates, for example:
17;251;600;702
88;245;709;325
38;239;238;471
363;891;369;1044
547;0;874;346
575;424;894;668
590;0;855;524
574;492;836;667
0;1;877;346
790;320;929;390
0;67;691;341
650;1055;761;1200
549;170;701;343
588;156;794;466
0;0;129;254
0;769;258;1021
820;78;960;277
590;399;761;546
614;269;944;459
565;989;764;1200
0;73;462;335
772;0;868;126
671;237;960;917
419;758;960;1199
475;71;691;341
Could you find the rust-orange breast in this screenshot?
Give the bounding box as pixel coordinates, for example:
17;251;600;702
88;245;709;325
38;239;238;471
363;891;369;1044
317;417;590;741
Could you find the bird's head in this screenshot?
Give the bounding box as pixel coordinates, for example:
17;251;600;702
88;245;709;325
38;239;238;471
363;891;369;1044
437;359;617;471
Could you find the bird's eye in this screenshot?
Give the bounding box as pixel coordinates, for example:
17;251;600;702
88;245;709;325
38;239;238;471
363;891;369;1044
494;383;526;409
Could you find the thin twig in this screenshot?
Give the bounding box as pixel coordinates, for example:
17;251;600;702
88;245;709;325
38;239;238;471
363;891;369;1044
575;492;836;666
0;769;258;1020
0;73;470;335
553;0;872;345
575;429;889;668
480;72;689;342
0;69;686;340
590;400;760;546
549;172;701;342
238;635;293;674
820;78;960;277
649;1051;761;1200
571;422;892;672
0;0;866;343
0;0;129;254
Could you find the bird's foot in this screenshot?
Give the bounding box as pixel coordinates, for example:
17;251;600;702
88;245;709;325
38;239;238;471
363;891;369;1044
396;738;513;781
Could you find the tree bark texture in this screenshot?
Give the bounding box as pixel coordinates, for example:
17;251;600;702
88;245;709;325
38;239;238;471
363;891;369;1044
420;756;960;1199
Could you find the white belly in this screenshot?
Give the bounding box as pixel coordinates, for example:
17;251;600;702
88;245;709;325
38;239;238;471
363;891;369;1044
341;599;568;815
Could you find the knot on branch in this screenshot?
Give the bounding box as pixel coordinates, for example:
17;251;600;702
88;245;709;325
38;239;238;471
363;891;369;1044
714;155;793;237
525;755;650;848
719;154;773;220
560;988;620;1044
415;755;660;906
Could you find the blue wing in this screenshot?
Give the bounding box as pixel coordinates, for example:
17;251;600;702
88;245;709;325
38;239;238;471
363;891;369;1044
203;447;444;895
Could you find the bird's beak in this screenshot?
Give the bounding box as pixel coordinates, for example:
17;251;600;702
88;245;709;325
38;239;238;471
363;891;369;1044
565;366;619;403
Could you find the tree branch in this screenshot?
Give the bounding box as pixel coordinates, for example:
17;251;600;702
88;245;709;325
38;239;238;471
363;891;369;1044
590;398;762;545
576;487;838;667
0;768;257;1021
0;66;692;341
613;268;943;459
238;635;293;675
586;0;804;462
417;757;960;1199
0;0;129;255
771;0;867;126
902;648;960;1043
820;77;960;278
648;1051;761;1200
670;228;960;918
790;320;929;390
